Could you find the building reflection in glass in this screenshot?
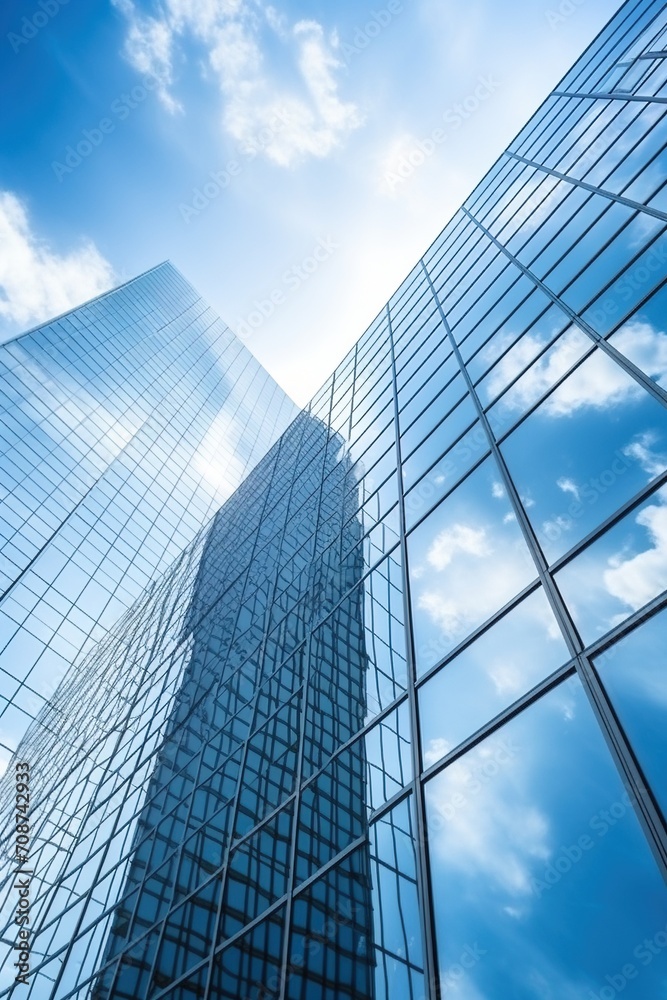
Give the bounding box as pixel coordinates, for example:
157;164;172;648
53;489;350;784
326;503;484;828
91;411;415;999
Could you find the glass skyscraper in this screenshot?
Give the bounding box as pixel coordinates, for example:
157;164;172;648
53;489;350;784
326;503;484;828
0;262;297;769
2;0;667;997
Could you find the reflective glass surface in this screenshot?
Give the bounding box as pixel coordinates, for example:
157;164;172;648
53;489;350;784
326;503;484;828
1;3;667;997
425;678;667;999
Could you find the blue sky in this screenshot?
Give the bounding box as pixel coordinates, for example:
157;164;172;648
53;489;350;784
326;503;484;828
1;0;621;404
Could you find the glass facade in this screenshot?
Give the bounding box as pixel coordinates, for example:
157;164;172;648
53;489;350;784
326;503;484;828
2;0;667;997
0;262;297;770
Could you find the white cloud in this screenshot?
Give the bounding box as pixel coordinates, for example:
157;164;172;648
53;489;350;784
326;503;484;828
556;477;580;501
486;326;586;407
612;320;667;391
113;0;362;165
0;191;115;332
113;0;181;112
427;738;551;897
416;520;534;641
603;491;667;612
622;431;667;478
426;523;491;570
546;348;642;416
424;735;452;767
192;407;247;497
375;131;427;198
492;326;664;418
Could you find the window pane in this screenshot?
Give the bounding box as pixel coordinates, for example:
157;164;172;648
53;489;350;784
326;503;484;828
594;607;667;815
556;484;667;644
425;678;667;999
501;347;667;562
408;457;538;674
419;587;569;767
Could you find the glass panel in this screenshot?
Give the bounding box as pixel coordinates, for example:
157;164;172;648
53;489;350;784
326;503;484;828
555;484;667;644
211;906;285;999
305;550;407;774
369;798;426;999
408;457;538;674
606;281;667;391
221;806;293;938
501;347;667;562
486;325;592;437
419;587;570;767
594;607;667;815
287;851;374;1000
425;678;667;999
404;420;489;530
364;701;412;814
298;704;412;881
474;302;572;401
401;394;477;491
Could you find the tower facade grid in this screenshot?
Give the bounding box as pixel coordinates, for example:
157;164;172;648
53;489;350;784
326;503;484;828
2;0;667;997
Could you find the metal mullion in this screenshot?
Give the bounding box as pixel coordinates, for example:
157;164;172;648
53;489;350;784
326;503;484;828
454;273;535;361
276;389;341;1000
41;584;176;999
421;259;582;653
146;895;290;1000
461;206;667;408
404;450;490;537
538;200;667;310
584;590;667;661
488;343;599;446
548;470;667;575
401;401;476;466
529;192;634;293
574;646;667;881
365;785;412;828
399;362;460;436
289;833;369;902
566;0;664;93
227;791;298;859
201;418;310;1000
511;0;642;158
511;90;609;177
414;579;541;691
386;301;441;1000
522;89;644;189
471;303;580;399
422;257;667;890
553;88;667;104
420;660;576;787
136;730;212;997
299;691;409;795
506;149;667;223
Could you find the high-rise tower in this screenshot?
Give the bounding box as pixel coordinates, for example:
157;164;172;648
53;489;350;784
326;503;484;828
2;0;667;997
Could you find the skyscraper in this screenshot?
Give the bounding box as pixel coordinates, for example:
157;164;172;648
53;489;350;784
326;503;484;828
2;0;667;997
0;262;298;769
